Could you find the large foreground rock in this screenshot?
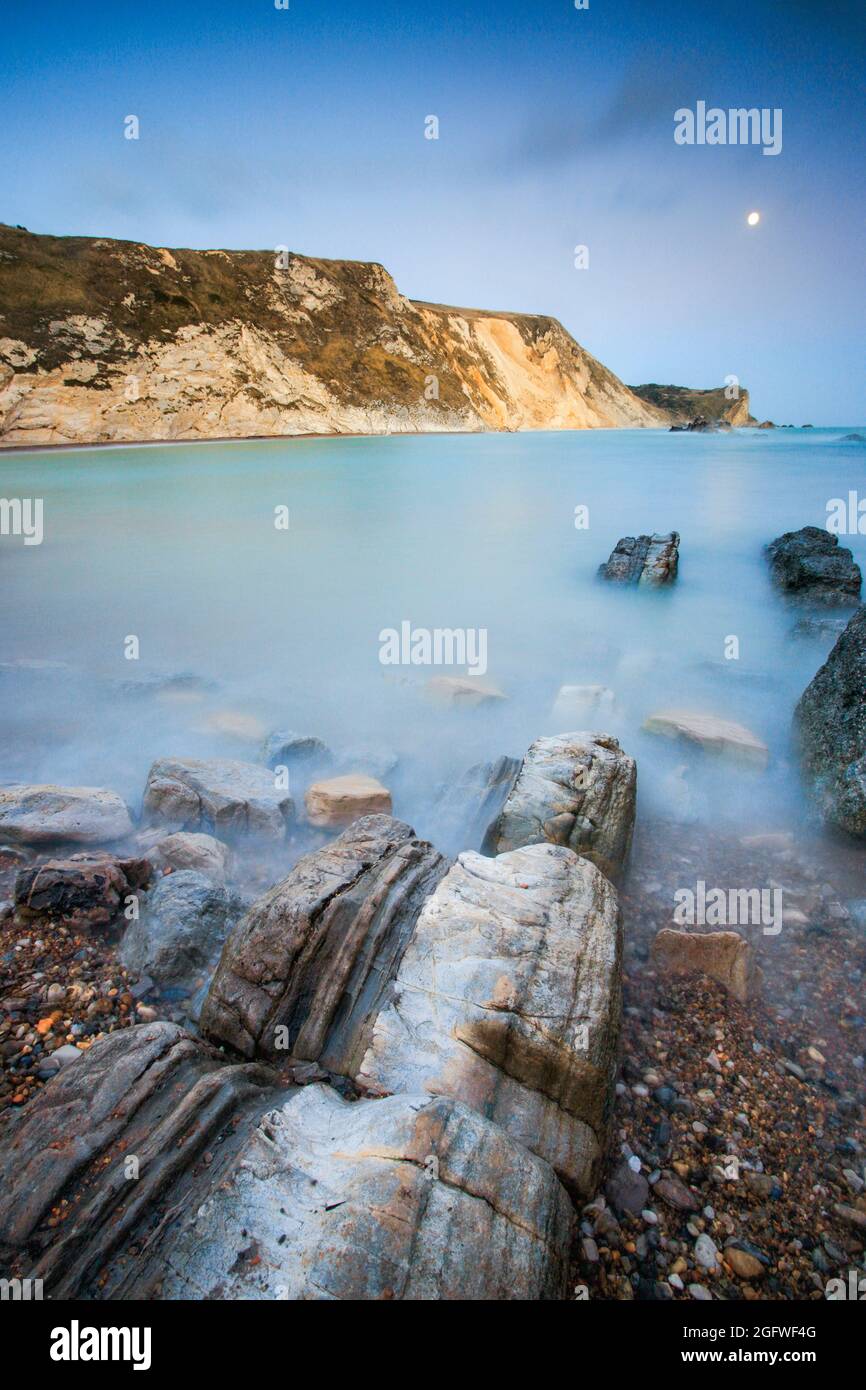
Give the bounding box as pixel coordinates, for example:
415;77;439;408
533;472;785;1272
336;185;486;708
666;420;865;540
598;532;679;586
765;526;862;606
201;815;448;1066
0;785;133;846
483;733;636;882
119;870;245;991
142;757;293;841
794;606;866;836
358;844;622;1195
0;1022;570;1300
643;710;768;770
652;928;761;1003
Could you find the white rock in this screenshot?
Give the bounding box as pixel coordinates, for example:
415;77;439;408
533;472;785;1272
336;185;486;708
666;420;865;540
643;710;769;769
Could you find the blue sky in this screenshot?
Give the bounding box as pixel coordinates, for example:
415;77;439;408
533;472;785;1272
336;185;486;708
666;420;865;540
2;0;864;421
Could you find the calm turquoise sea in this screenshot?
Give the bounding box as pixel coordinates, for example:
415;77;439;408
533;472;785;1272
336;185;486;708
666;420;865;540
2;426;865;845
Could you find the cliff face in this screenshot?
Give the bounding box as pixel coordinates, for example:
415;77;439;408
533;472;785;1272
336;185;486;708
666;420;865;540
0;225;710;447
629;382;756;427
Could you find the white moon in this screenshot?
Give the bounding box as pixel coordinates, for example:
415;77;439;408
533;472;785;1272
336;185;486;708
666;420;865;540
747;211;761;226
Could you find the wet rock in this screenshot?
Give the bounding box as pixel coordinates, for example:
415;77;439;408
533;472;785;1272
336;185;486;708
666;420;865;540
0;1022;572;1301
425;676;507;708
606;1160;649;1215
654;1173;700;1212
119;870;244;991
304;773;392;828
598;532;679;587
791;614;851;642
794;607;866;837
431;754;520;854
143;830;231;882
643;710;768;770
359;843;622;1196
652;928;761;1004
725;1243;767;1279
201;815;447;1065
263;731;331;771
14;852;151;929
482;732;636;882
142;757;293;842
0;785;133;846
765;526;862;606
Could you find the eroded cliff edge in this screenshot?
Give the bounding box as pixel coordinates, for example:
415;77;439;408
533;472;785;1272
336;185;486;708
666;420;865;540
0;224;745;446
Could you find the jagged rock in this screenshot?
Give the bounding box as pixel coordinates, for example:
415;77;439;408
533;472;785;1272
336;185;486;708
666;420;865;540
643;710;768;770
143;830;231;882
431;755;520;854
201;815;447;1065
0;785;133;846
119;870;245;991
358;843;622;1195
304;774;392;827
263;731;331;770
551;685;616;724
652;928;761;1003
482;733;636;882
794;606;866;836
425;676;507;707
597;533;679;587
765;526;862;606
14;851;151;928
0;1022;571;1301
142;757;293;841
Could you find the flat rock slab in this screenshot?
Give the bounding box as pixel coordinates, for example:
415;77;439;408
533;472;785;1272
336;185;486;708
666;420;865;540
0;785;133;846
0;1022;571;1301
425;676;507;708
598;533;679;586
358;842;622;1196
15;851;151;928
643;710;768;770
304;773;392;828
652;928;761;1004
201;815;447;1069
483;732;636;882
795;606;866;836
766;526;862;606
142;757;293;841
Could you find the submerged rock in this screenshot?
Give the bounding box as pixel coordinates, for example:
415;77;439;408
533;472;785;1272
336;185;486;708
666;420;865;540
551;684;617;723
14;852;151;929
794;606;866;837
425;675;507;707
652;928;761;1003
201;815;447;1064
119;869;245;991
0;784;133;846
358;843;622;1195
482;732;636;882
597;532;679;587
765;526;862;606
0;1021;571;1300
643;710;768;770
263;730;331;771
142;757;293;842
431;755;520;854
304;773;392;827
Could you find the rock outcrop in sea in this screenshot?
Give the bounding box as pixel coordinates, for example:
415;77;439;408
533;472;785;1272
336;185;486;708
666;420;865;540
765;526;862;606
794;606;866;837
598;532;680;586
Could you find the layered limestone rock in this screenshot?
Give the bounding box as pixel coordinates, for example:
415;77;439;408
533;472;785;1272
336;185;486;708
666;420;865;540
0;225;677;447
142;757;294;841
643;710;769;770
358;844;622;1195
201;815;448;1067
794;606;866;836
629;383;755;427
765;527;862;606
0;784;133;846
0;1021;571;1300
483;732;636;882
598;533;680;586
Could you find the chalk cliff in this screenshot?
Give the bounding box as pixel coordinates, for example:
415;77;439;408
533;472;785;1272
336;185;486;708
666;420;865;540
0;225;743;446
